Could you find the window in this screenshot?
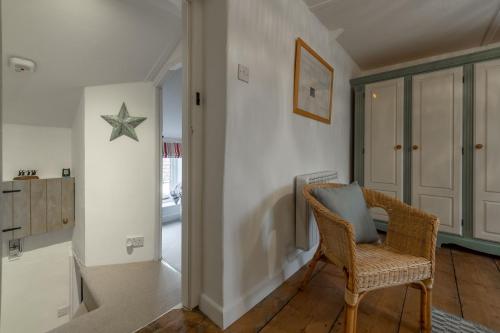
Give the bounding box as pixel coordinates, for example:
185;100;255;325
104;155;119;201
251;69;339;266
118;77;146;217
162;157;182;206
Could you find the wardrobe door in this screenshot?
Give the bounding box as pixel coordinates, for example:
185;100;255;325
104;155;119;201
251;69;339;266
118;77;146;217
474;59;500;242
412;67;463;235
12;180;31;238
364;78;404;221
30;179;47;235
61;178;75;228
47;179;62;231
2;182;14;238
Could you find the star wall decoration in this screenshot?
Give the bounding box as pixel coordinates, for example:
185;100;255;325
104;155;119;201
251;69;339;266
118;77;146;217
101;102;147;141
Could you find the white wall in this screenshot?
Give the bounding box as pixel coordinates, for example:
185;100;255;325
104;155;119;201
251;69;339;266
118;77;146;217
162;68;183;140
1;229;73;333
72;96;85;262
83;82;159;266
2;124;72;181
198;0;228;324
214;0;359;327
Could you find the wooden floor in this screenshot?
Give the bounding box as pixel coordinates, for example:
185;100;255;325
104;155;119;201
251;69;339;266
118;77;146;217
138;246;500;333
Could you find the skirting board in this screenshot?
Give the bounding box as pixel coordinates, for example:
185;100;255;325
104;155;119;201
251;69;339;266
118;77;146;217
374;220;500;256
203;248;316;329
199;293;224;328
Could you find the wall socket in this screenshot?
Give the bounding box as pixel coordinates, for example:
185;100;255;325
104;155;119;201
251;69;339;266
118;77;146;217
126;236;144;248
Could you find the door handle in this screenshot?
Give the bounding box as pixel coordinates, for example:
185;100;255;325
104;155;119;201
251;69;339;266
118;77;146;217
412;145;419;150
475;143;484;150
394;144;402;150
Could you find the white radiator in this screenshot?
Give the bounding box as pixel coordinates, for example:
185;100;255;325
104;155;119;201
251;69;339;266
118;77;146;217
295;170;338;251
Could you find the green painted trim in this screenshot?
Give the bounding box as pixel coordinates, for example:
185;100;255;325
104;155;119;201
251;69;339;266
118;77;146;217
403;76;412;205
374;221;500;256
462;64;474;238
437;233;500;256
354;86;365;185
354;55;500;255
351;46;500;86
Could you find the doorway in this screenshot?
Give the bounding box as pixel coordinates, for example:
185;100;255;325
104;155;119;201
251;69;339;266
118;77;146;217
160;67;183;273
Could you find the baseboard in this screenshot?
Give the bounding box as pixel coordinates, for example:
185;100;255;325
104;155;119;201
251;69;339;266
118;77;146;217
199;293;224;328
221;248;315;329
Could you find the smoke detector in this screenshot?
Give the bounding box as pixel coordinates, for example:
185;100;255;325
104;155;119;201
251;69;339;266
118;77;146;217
8;57;36;73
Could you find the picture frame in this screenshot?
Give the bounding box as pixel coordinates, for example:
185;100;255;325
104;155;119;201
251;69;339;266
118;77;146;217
293;38;334;124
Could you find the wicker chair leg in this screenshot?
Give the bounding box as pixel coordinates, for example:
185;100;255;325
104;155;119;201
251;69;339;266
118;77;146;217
420;285;432;333
300;246;322;291
344;303;358;333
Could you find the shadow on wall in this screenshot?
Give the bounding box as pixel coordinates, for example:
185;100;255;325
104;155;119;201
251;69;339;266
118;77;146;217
239;186;308;309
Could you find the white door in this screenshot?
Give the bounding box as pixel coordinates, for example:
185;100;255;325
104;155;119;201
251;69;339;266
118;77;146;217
474;59;500;242
412;67;463;235
364;78;404;221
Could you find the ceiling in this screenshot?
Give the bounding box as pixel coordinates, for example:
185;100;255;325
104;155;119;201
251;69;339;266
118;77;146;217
2;0;182;127
305;0;500;70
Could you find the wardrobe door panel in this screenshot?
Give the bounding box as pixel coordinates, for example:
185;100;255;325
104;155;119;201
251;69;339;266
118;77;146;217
364;78;404;221
61;178;75;228
2;182;13;238
30;179;47;235
475;59;500;242
12;180;31;238
47;179;62;231
412;67;463;235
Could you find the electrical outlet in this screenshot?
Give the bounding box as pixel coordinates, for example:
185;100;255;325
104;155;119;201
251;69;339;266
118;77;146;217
238;64;249;83
126;236;144;248
57;305;69;318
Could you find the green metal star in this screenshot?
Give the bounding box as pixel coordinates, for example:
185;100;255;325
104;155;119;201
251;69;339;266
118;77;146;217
101;103;147;141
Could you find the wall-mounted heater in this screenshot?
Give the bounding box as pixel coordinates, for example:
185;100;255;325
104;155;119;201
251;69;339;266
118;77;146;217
295;170;338;251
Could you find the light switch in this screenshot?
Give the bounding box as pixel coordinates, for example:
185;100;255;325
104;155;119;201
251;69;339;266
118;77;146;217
238;64;249;83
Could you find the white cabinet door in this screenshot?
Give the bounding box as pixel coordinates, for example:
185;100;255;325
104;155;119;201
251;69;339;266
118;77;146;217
474;59;500;242
412;67;463;235
364;78;404;221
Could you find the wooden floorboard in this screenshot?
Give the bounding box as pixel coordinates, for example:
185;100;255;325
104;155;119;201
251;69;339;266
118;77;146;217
225;262;327;333
451;249;500;332
398;248;463;333
329;285;407;333
139;246;500;333
259;263;345;333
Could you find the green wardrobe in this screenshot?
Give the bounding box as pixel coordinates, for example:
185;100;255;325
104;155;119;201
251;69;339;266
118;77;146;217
351;48;500;256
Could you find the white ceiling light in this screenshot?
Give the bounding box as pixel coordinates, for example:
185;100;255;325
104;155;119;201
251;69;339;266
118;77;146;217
8;56;36;73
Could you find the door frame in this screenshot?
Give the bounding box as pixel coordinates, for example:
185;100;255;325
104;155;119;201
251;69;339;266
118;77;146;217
153;0;204;309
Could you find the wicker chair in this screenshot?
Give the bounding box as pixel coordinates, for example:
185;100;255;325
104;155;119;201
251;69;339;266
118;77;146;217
301;183;439;333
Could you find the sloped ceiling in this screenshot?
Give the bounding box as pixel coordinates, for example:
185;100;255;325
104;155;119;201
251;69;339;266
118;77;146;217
2;0;181;127
304;0;500;70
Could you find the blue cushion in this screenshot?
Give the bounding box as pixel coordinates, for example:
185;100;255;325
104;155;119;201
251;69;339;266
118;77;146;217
312;182;379;244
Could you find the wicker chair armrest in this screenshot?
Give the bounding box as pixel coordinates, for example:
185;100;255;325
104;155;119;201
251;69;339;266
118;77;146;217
303;184;357;279
362;189;439;272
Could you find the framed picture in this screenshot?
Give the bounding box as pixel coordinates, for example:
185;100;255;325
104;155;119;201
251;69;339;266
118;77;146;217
293;38;334;124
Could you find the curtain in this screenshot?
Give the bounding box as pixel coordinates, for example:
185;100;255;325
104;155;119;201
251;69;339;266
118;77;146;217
163;138;182;158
